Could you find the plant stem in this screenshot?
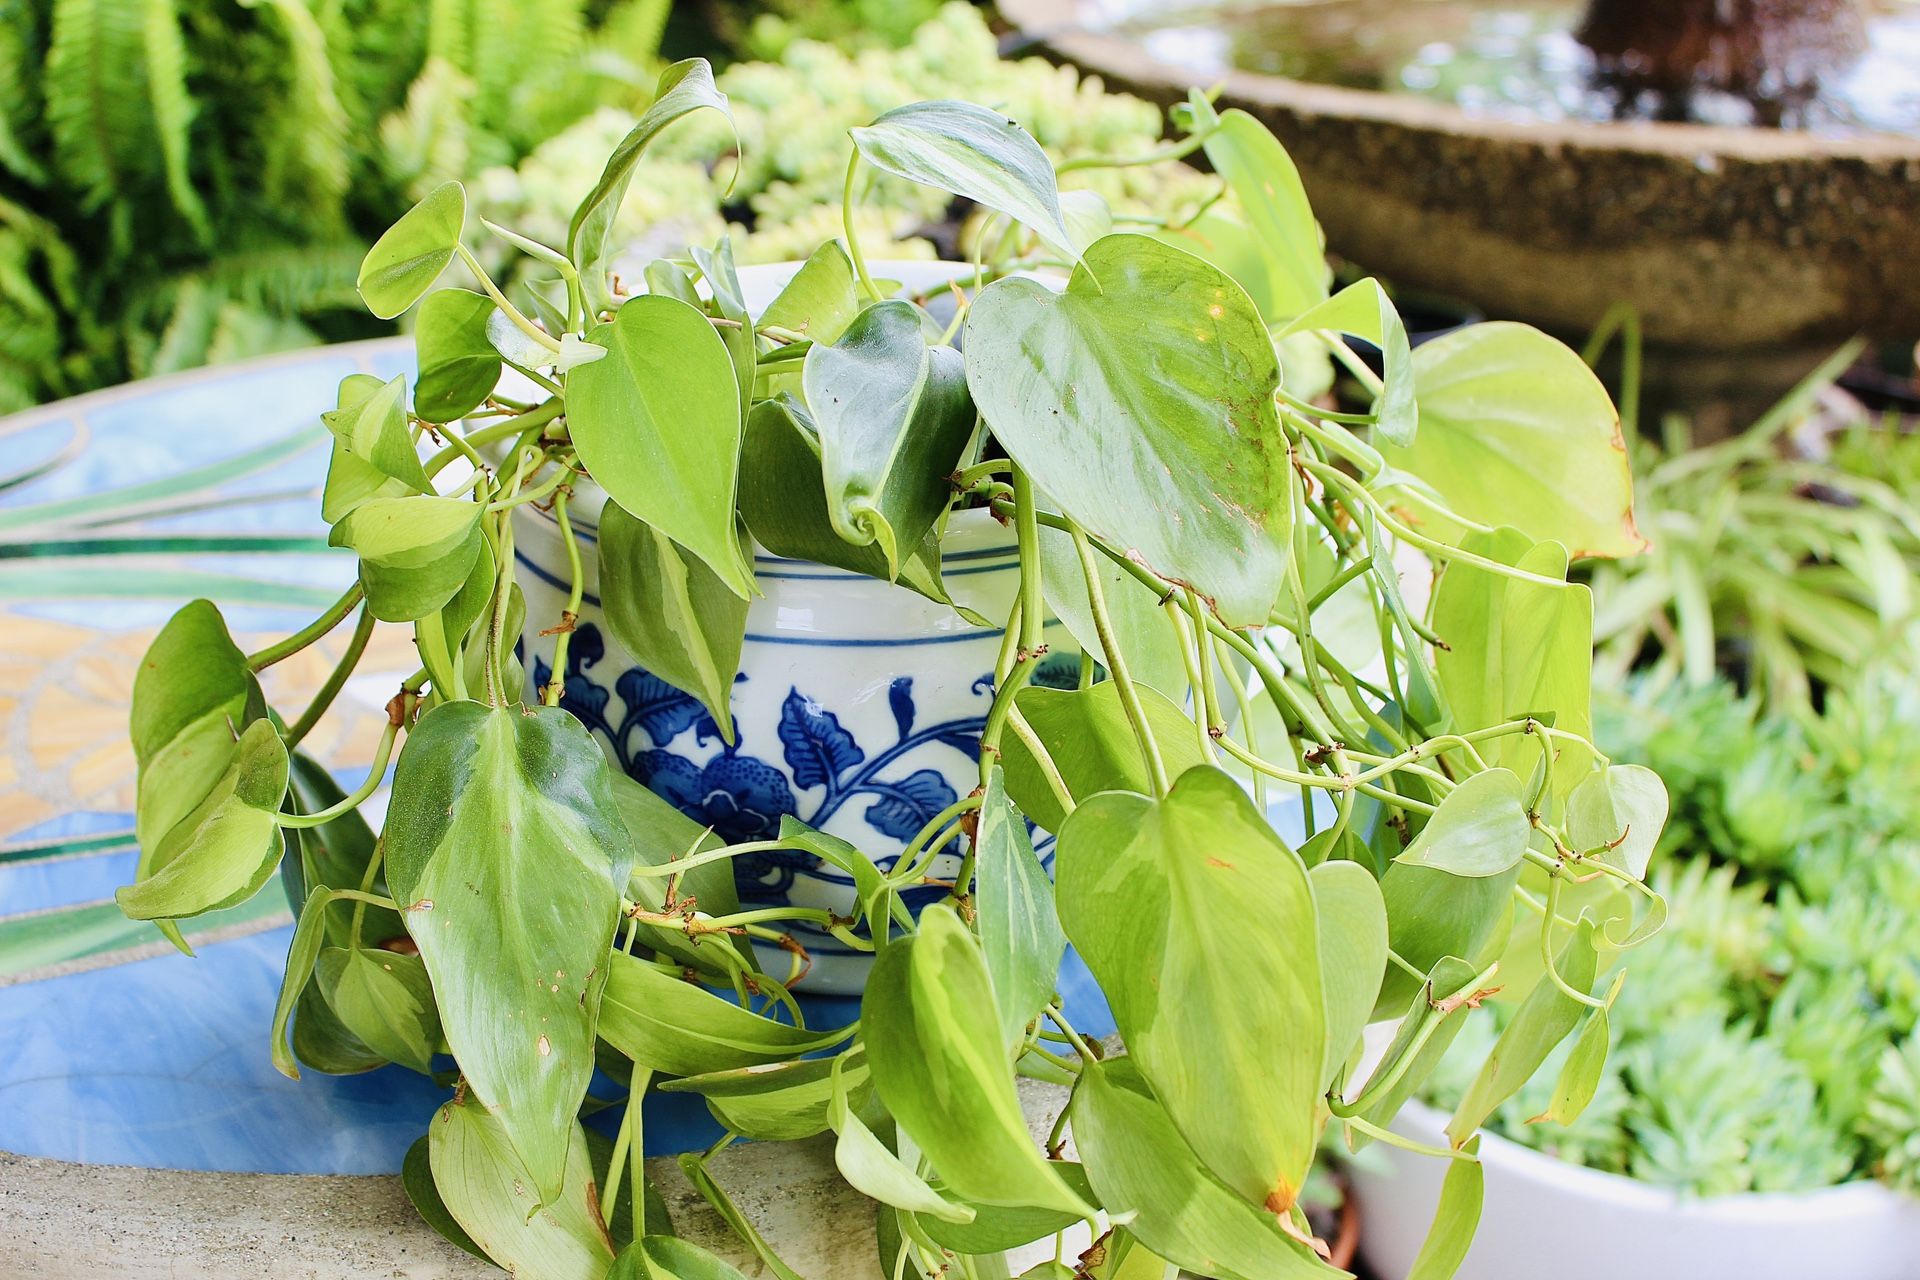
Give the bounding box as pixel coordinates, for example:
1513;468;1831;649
1006;705;1074;816
1071;528;1167;794
284;605;375;749
543;486;584;707
278;718;400;828
841;151;884;302
247;583;365;671
456;243;563;353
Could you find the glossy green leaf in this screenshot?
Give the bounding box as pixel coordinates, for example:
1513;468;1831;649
270;888;334;1079
1275;279;1414;445
285;752;402;946
802;300;973;577
738;396;949;603
999;682;1210;834
320;372;429;493
1380;322;1644;558
117;718;287;928
1070;1058;1337;1280
864;905;1092;1216
830;1060;973;1222
597;950;849;1076
1430;529;1594;793
1407;1139;1482;1280
613;1236;756;1280
1057;767;1322;1211
852;100;1075;260
1534;1007;1610;1126
1566;764;1667;880
917;1162;1099;1255
658;1049;872;1142
416;534;497;701
599;501;748;744
428;1096;614;1280
645;259;702;308
1034;519;1187;699
316;945;440;1074
402;1135;488;1261
976;766;1065;1051
569;59;733;314
328;494;484;623
1310;859;1388;1091
965;234;1289;627
567;295;749;596
758;242;859;344
358;180;466;319
1446;921;1598;1144
414;289;502;424
692;238;754;428
384;702;632;1204
321;375;414;523
1373;865;1518;1020
1192;100;1328;322
292;982;385;1076
1395;769;1531;878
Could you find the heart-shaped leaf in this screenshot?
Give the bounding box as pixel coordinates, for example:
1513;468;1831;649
1566;764;1668;880
1070;1058;1336;1280
864;904;1093;1217
597;950;852;1077
358;180;466;319
570;59;733;314
965;234;1289;627
829;1060;974;1223
1395;768;1531;878
384;702;633;1205
999;682;1211;835
975;766;1066;1051
414;289;502;423
1380;322;1645;558
567;294;749;596
1057;767;1322;1211
1310;858;1388;1091
1372;864;1519;1021
316;945;440;1074
802;300;974;578
328;494;485;622
320;373;430;492
599;501;749;745
1192;100;1328;323
657;1049;873;1142
1275;279;1414;445
321;375;416;523
757;242;859;344
852;100;1076;260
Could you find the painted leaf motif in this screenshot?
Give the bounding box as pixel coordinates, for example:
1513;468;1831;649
413;289;502;424
864;768;958;843
888;677;915;740
615;667;707;746
1395;768;1532;878
567;294;749;597
1566;764;1668;880
1056;767;1323;1211
976;766;1066;1052
357;180;465;319
1380;322;1644;558
965;234;1290;628
999;682;1211;834
852;100;1076;260
863;905;1093;1216
777;688;864;791
383;702;632;1205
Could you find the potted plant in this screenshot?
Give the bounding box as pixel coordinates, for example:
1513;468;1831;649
116;60;1666;1280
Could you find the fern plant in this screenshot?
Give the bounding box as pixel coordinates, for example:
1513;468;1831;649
0;0;672;410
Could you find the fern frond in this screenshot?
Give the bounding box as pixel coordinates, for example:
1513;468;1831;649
45;0;163;212
140;0;209;243
468;0;584;153
240;0;352;231
378;57;475;199
0;0;50;186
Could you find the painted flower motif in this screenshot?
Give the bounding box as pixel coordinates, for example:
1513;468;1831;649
638;747;798;847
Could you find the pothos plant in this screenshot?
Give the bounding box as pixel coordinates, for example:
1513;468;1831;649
117;58;1670;1280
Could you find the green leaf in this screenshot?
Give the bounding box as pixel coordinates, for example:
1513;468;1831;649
117;718;287;929
599;501;748;744
999;682;1211;834
414;289;503;424
315;945;440;1074
864;905;1092;1216
965;234;1289;628
1056;767;1322;1211
916;1163;1099;1254
691;238;754;430
402;1135;488;1261
417;535;498;701
319;373;430;492
1351;957;1490;1143
1406;1138;1483;1280
291;982;384;1076
1565;764;1667;880
597;950;850;1077
658;1049;872;1142
1395;769;1531;878
321;375;414;524
567;295;749;596
270;888;334;1079
614;1237;756;1280
852;100;1076;260
1380;322;1645;558
830;1060;974;1222
776;816;900;936
569;59;733;313
486;308;553;369
976;766;1066;1051
428;1096;615;1279
329;494;485;622
802;300;973;578
1070;1058;1337;1280
1373;866;1517;1021
1275;279;1414;445
613;774;755;975
1191;100;1329;322
385;702;632;1204
357;180;466;319
1446;921;1598;1144
1533;1007;1610;1126
285;752;402;946
757;243;859;344
738;396;949;603
1310;859;1388;1091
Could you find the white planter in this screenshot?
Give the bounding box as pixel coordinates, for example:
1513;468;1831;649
1349;1097;1920;1280
512;261;1072;993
